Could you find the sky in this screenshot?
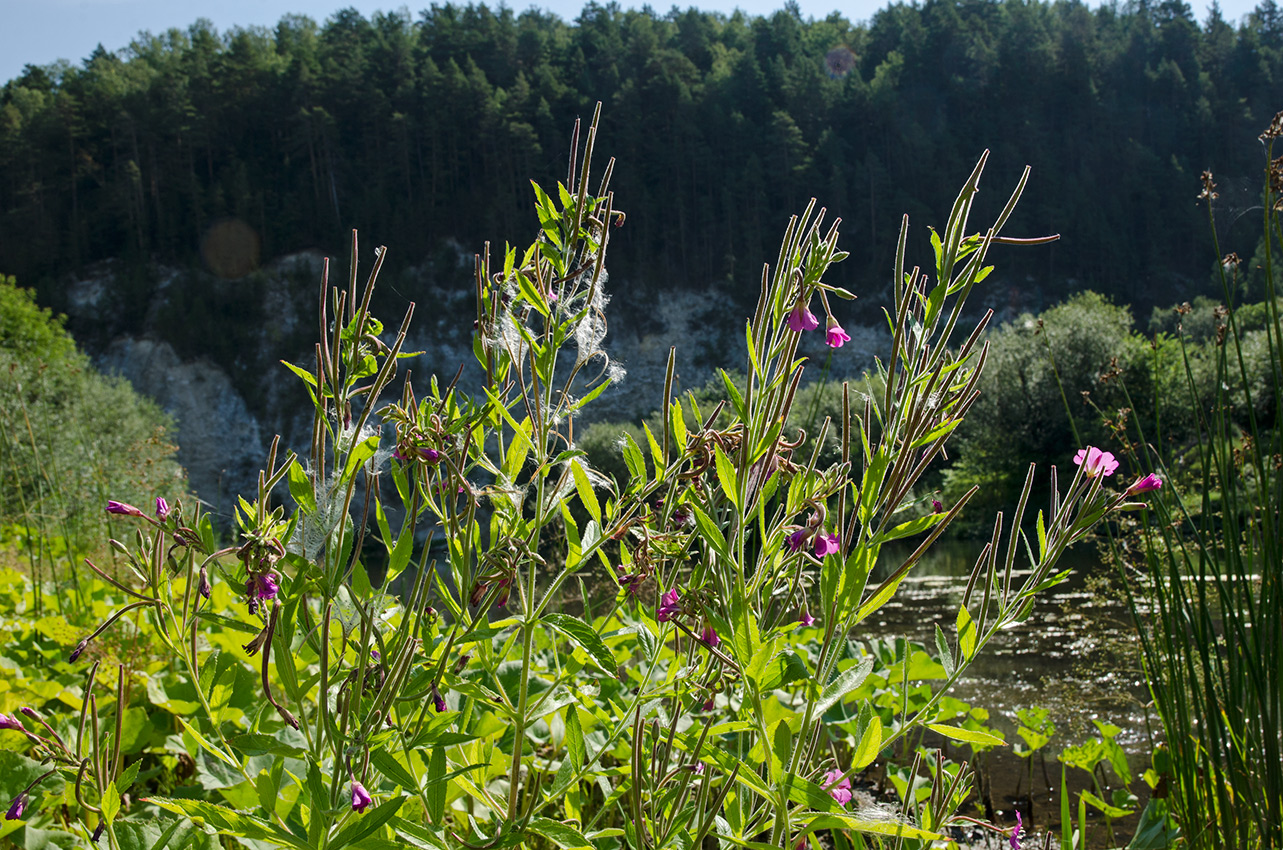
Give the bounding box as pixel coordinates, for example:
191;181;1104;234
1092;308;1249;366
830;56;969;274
0;0;1266;85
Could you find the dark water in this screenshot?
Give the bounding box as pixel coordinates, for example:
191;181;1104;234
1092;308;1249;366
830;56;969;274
870;539;1156;848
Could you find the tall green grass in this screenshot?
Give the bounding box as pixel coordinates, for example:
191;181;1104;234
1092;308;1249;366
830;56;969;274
1110;118;1283;849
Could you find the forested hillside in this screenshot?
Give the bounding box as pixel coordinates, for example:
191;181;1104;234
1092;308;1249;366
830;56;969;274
1;0;1281;319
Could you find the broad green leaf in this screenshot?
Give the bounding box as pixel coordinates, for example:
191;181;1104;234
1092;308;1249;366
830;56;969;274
101;782;121;824
543;613;616;675
549;706;585;798
341;433;381;480
815;656;875;715
852;716;883;769
806;813;941;842
1081;790;1132;819
714;445;740;509
287;460;316;515
426;748;446;824
176;717;239;768
527;817;592;849
927;723;1004;747
328;795;405;849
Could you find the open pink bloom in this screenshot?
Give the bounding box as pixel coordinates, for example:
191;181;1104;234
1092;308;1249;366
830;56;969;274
700;625;720;648
1126;473;1163;495
787;304;820;333
350;781;372;813
799;610;816;628
1010;810;1023;849
105;500;143;517
825;318;851;348
823;768;853;807
657;589;681;622
813;532;840;558
1073;446;1120;478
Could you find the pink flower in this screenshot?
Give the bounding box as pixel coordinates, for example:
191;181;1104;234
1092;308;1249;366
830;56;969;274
1010;810;1023;849
825;317;850;348
432;686;447;713
813;532;840;558
787;304;820;333
656;589;681;622
693;762;705;775
105;501;143;517
700;625;720;648
245;571;279;614
1126;473;1163;495
931;499;944;514
350;781;372;813
155;497;171;521
1073;446;1120;478
823;768;853;807
799;610;816;628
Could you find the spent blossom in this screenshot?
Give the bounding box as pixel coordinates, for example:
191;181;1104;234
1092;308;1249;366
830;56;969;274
1073;446;1119;478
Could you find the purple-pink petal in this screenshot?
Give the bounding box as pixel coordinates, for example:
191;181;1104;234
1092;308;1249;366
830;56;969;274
787;305;820;333
813;532;840;558
823;769;853;807
825;321;851;348
700;626;720;648
105;500;143;517
350;781;372;813
1126;473;1163;495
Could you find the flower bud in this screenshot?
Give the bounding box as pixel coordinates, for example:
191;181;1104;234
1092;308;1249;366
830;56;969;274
105;501;144;517
5;792;27;821
350;781;372;813
155;497;171;521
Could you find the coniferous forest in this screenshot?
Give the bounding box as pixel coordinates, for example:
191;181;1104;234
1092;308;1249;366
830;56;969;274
2;0;1282;319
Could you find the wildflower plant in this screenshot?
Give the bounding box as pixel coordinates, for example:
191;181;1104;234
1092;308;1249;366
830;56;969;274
20;109;1163;849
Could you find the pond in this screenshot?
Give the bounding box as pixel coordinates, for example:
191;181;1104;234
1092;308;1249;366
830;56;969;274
871;538;1156;848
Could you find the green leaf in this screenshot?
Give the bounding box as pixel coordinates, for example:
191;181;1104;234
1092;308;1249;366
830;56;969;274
805;813;941;842
815;656;875;715
426;748;446;825
927;723;1004;747
176;716;239;768
714;444;740;509
341;433;381;480
719;370;747;421
287;460;316;515
370;749;420;793
549;705;585;799
102;782;121;824
231;734;305;758
620;432;647;483
543;613;616;675
146;797;308;849
116;760;142;795
852;716;883;769
328;795;406;849
934;624;956;677
956;605;977;661
1081;790;1132;819
526;817;592;849
690;503;730;563
570;460;600;524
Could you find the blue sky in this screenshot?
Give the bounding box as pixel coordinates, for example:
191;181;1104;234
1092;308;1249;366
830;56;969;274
0;0;1265;84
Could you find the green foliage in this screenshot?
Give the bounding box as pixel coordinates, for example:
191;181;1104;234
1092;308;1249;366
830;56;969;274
0;275;184;614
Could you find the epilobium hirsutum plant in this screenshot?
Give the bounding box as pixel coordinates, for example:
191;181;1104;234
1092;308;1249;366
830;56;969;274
24;109;1160;849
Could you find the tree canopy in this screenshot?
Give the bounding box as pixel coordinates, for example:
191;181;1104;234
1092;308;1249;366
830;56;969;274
1;0;1280;319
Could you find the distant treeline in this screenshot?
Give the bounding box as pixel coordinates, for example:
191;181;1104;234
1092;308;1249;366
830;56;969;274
1;0;1281;317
